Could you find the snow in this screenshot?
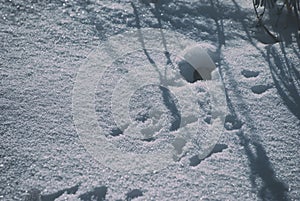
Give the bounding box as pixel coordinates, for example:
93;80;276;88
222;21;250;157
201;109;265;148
72;28;228;174
1;0;299;200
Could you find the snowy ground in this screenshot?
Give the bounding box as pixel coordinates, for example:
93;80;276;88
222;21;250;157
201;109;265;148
1;0;299;200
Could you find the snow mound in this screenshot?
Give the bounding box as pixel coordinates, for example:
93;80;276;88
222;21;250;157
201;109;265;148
73;28;228;174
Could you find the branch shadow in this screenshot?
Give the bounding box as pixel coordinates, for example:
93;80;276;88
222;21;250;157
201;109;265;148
144;2;290;199
130;2;181;133
90;1;293;200
229;1;300;121
266;44;300;119
140;2;290;199
237;131;289;201
266;6;300;49
218;1;290;200
143;0;244;43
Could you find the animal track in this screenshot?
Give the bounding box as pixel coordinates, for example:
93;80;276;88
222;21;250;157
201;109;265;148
251;85;272;94
79;186;107;201
224;114;243;130
126;189;143;201
25;185;80;201
189;144;228;166
240;70;271;95
241;69;259;78
25;185;107;201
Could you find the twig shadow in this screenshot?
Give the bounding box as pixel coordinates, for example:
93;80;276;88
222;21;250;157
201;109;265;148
130;2;181;132
266;44;300;119
237;131;289;201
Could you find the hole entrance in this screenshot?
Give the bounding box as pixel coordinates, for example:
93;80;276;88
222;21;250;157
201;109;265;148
177;60;203;83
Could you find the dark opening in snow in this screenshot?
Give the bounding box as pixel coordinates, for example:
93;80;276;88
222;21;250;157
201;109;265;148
178;60;203;83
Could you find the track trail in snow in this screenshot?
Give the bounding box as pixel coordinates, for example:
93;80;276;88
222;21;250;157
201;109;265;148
1;0;299;200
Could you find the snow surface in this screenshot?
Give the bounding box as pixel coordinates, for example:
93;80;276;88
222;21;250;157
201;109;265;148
1;0;299;200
